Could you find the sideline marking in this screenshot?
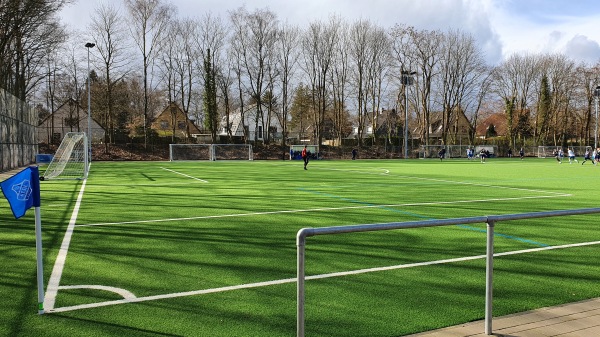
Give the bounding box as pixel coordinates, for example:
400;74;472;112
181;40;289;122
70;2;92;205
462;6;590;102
74;194;569;228
47;240;600;313
44;177;88;311
160;167;208;183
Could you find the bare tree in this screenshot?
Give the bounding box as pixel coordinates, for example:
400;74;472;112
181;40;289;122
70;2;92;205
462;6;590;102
492;53;542;147
331;20;350;145
229;7;278;143
0;0;69;100
300;16;339;145
348;19;373;145
276;21;300;146
89;3;130;146
437;29;487;145
124;0;174;147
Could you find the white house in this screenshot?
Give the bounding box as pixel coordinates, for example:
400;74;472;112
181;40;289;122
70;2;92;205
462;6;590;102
38;99;105;144
218;104;283;142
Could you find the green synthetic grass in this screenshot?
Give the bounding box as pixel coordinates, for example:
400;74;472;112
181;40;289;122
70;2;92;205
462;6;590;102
1;158;599;337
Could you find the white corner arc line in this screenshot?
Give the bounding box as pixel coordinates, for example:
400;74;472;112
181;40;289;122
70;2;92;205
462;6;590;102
47;240;600;314
57;285;137;300
44;178;88;311
160;167;208;183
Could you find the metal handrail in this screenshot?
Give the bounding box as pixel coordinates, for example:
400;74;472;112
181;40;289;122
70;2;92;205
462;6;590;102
296;207;600;337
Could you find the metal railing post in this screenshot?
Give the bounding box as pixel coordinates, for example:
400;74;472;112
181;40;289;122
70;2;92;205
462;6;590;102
485;220;495;335
297;228;311;337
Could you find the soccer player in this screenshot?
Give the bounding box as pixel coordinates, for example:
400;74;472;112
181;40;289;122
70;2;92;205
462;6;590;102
302;145;309;170
567;148;578;164
438;148;446;161
553;148;562;164
581;148;593;165
519;147;525;160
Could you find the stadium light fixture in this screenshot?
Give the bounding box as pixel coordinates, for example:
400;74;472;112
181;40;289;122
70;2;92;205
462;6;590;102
401;70;416;159
85;42;95;167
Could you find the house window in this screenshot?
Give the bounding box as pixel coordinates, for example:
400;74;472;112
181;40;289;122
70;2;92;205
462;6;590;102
257;125;263;139
160;121;169;129
178;121;186;129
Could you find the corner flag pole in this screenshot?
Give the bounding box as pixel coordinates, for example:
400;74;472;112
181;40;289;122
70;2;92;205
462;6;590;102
1;166;44;314
34;205;45;314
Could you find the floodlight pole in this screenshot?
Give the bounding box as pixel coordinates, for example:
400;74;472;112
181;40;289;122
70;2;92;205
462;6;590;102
594;86;600;150
402;71;416;159
85;42;95;165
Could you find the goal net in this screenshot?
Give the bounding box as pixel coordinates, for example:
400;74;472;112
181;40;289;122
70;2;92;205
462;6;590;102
290;145;319;160
169;144;253;161
537;146;561;158
42;132;88;180
212;144;253;160
169;144;212;161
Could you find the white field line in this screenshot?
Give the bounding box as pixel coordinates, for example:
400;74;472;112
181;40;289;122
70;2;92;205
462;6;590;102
74;194;570;228
160;167;208;183
47;240;600;314
316;166;567;196
44;178;88;311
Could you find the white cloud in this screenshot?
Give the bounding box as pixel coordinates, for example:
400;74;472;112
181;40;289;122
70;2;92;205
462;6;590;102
59;0;600;65
563;35;600;64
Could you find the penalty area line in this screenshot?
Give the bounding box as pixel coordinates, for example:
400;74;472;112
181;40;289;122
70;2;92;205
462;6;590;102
46;240;600;314
160;167;208;183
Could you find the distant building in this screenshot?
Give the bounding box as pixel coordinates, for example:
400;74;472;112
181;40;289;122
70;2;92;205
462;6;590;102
38;99;105;144
151;102;200;139
218;104;282;142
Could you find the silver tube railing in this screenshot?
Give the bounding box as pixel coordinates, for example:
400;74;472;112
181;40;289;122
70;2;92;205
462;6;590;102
296;207;600;337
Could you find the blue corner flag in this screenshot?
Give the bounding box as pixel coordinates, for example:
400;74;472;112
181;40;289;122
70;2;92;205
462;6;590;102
1;166;41;219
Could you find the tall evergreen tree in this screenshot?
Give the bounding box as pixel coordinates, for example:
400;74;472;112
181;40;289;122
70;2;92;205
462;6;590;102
536;74;551;145
203;49;218;142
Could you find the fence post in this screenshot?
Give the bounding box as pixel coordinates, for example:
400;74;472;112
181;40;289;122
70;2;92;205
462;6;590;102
297;229;310;337
485;220;495;335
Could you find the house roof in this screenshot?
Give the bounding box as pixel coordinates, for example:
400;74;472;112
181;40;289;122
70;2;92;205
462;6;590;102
476;113;507;137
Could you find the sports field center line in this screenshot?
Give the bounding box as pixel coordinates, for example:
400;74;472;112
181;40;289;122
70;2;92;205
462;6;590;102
160;167;209;183
46;240;600;314
74;194;569;228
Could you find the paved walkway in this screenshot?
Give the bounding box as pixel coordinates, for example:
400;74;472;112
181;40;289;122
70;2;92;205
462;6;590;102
407;297;600;337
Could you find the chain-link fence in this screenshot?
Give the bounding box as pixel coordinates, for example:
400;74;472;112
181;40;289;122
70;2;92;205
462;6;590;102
0;88;37;172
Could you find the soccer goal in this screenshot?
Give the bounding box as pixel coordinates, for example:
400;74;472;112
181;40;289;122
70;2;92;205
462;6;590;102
42;132;88;180
212;144;253;161
419;145;453;159
169;144;253;161
289;144;319;160
537;146;561;158
169;144;212;161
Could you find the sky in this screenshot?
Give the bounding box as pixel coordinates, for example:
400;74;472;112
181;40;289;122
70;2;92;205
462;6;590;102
59;0;600;65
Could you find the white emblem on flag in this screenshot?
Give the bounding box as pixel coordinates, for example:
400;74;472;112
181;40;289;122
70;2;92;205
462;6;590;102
11;179;32;201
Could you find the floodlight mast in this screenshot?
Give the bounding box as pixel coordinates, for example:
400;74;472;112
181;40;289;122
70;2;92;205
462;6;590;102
85;42;95;171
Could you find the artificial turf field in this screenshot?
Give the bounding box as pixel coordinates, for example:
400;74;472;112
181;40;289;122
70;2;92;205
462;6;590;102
1;158;599;337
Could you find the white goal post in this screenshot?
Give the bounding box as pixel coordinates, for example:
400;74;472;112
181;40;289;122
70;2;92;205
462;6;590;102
169;144;253;161
42;132;88;180
289;145;319;160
